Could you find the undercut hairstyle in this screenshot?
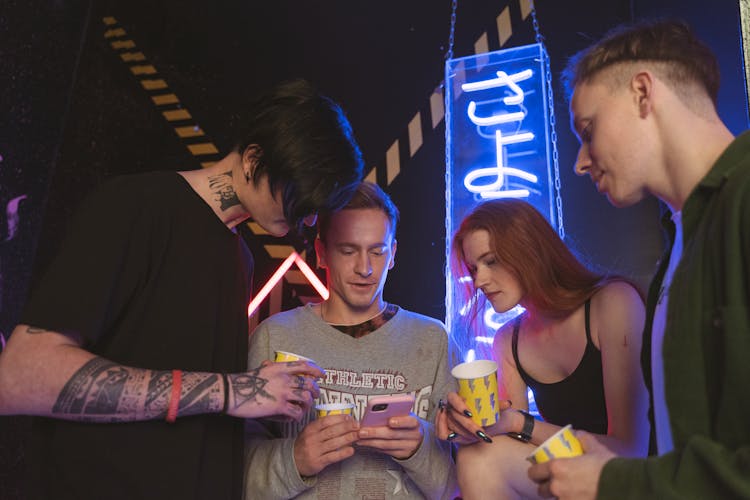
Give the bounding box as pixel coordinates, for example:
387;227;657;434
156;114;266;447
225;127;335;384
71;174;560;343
562;19;720;106
451;200;611;332
317;181;400;245
234;79;364;231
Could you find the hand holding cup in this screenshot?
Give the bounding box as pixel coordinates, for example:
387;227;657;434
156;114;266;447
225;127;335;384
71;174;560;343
436;360;511;444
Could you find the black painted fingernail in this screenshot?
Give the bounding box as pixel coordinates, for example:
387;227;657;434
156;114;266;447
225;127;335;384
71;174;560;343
476;430;493;443
506;400;513;406
447;432;458;440
463;409;473;418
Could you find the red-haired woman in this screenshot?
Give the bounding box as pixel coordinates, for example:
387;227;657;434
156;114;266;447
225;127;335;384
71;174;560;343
436;199;649;499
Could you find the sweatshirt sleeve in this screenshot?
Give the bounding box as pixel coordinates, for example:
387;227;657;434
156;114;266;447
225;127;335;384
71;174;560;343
243;321;313;500
396;326;460;499
397;419;458;499
243;420;314;500
598;437;750;499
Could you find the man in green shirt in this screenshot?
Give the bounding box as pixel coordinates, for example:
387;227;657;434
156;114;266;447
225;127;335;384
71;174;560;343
528;19;750;499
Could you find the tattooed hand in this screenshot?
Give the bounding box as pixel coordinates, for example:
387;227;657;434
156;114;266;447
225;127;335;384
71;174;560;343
225;361;324;420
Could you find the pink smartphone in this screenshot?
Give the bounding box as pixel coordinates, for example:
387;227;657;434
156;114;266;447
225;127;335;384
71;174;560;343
360;394;415;427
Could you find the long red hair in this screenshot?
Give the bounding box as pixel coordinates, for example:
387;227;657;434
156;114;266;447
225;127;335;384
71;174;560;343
451;200;607;326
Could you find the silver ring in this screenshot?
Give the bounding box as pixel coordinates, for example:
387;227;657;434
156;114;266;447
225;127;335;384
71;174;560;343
295;375;305;390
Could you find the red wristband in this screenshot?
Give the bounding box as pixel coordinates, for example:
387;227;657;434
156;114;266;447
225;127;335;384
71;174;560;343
166;369;182;424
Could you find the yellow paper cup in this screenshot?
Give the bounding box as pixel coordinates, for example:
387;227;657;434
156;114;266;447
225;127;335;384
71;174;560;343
451;360;500;426
527;424;583;464
274;350;314;363
315;403;355;418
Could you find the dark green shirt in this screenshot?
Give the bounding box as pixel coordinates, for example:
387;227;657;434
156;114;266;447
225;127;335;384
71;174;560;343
599;131;750;499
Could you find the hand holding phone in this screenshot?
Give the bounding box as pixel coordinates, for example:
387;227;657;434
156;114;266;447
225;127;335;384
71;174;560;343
360;394;415;427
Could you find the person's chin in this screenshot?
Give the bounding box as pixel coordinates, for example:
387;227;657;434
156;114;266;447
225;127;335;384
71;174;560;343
607;191;642;208
263;224;290;237
488;297;511;314
343;292;375;309
487;292;510;314
352;299;376;310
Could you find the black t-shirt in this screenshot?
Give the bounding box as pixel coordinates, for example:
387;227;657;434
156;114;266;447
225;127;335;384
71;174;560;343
21;171;253;500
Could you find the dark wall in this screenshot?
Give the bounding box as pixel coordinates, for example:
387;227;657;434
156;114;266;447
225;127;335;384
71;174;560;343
5;0;747;336
1;2;92;497
1;1;746;498
0;0;92;346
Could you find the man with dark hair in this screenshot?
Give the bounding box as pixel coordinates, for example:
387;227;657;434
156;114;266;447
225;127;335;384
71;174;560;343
528;20;750;499
0;79;364;500
244;181;459;499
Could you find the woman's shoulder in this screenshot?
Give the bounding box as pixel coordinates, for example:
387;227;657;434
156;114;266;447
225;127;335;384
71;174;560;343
589;279;646;347
591;280;643;312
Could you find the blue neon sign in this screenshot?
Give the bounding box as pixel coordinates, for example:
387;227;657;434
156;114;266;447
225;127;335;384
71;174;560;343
445;43;557;346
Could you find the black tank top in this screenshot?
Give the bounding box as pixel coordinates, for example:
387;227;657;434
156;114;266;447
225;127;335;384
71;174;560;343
512;300;608;434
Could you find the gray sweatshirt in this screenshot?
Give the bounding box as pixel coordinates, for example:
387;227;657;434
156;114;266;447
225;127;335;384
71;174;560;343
244;304;459;499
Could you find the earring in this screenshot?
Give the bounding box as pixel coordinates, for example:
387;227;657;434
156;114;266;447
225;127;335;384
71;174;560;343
244;172;250;182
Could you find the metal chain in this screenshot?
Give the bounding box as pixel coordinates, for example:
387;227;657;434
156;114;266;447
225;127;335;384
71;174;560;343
531;3;565;240
446;0;458;61
530;1;544;45
443;0;458;337
544;46;565;240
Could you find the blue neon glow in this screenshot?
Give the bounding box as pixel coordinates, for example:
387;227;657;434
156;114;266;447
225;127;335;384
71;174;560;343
461;68;540;199
445;43;558;345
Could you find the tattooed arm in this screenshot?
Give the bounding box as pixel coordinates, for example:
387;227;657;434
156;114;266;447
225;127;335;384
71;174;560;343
0;324;323;422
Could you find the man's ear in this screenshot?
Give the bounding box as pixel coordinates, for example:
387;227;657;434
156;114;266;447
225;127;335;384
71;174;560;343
314;237;327;269
387;239;397;270
631;71;655;118
241;145;262;182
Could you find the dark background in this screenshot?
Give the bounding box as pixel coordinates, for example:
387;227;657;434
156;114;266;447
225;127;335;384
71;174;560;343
1;0;747;497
